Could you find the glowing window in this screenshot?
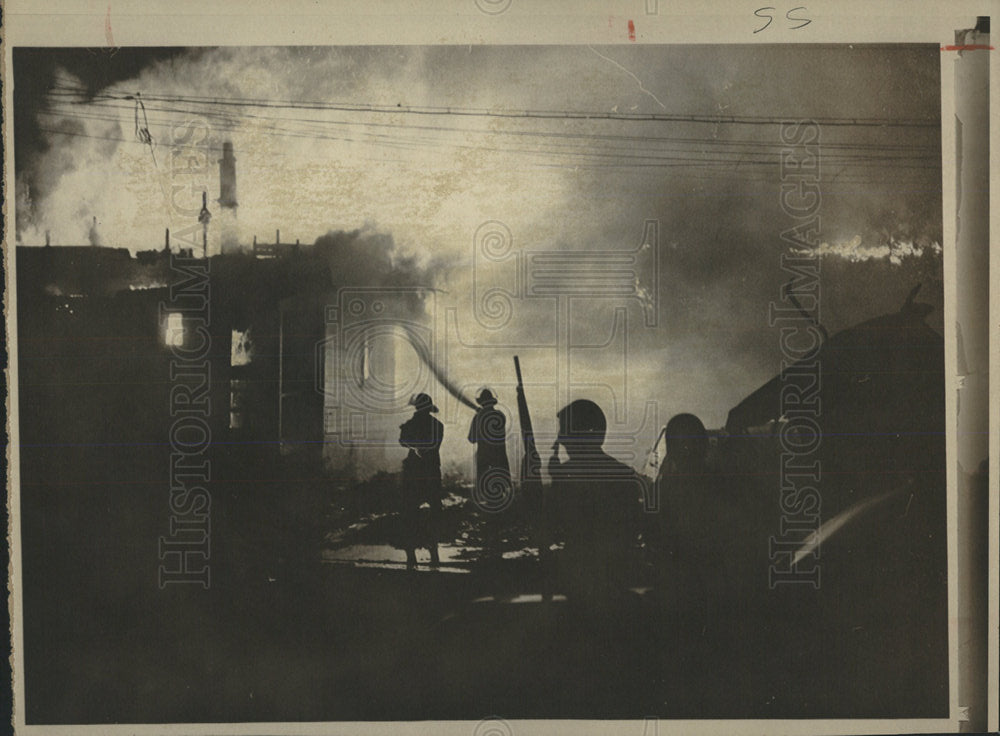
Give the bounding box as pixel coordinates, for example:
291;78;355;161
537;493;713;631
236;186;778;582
231;328;253;366
230;379;247;429
165;312;184;347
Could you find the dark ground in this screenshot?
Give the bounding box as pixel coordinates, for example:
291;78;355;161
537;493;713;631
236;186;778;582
12;241;958;725
14;287;949;723
17;440;950;724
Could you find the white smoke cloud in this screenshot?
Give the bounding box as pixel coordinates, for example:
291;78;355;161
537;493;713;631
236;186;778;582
16;69;127;246
16;48;595;264
14;46;945;471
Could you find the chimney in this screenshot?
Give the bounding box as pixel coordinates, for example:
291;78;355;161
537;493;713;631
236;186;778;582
276;229;280;245
164;228;170;253
218;141;238;209
45;230;51;247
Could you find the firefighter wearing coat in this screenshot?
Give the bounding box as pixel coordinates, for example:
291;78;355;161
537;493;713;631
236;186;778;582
467;388;513;558
399;393;444;567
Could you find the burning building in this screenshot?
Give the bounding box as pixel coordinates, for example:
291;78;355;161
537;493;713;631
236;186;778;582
16;228;441;483
17;131;445;482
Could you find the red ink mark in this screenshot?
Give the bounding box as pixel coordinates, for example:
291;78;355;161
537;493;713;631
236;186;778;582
940;44;993;51
105;4;115;47
628;19;636;41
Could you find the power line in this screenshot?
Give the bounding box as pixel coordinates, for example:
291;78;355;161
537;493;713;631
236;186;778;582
45;95;939;155
48;91;939;157
48;84;941;129
35;113;939;177
32;124;941;184
36;103;942;172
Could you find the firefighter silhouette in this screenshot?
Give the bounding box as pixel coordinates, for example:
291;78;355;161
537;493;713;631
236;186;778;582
398;393;444;567
467;388;513;559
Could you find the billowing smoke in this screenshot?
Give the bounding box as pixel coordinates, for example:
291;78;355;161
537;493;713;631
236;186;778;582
15;177;36;243
313;226;452;292
14;45;945;469
16;68;123;245
217;209;240;254
14;48;450;250
313;226;476;409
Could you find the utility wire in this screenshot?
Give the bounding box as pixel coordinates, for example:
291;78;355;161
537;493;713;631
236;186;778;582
36;102;941;171
32;124;941;185
43;95;939;159
46;89;938;156
47;84;941;128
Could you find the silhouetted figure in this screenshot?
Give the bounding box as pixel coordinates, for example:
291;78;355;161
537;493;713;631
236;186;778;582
467;389;513;559
651;412;744;713
547;399;642;616
399;393;444;567
652;412;743;604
